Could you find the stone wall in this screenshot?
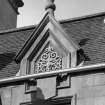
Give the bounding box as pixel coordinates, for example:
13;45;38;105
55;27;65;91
0;0;17;30
2;71;104;105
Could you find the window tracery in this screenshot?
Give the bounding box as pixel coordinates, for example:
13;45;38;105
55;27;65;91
34;45;62;73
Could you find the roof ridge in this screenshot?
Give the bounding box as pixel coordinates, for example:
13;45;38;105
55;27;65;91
59;11;105;24
0;25;35;35
0;11;105;35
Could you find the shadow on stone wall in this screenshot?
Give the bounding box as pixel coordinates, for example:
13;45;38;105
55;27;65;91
0;96;2;105
31;89;53;105
31;87;45;102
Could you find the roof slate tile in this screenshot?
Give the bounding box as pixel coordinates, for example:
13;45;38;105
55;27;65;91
0;13;105;78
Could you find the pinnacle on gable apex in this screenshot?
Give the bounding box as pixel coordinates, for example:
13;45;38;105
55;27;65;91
45;0;56;16
15;0;24;7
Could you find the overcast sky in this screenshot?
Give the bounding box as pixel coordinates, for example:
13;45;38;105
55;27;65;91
17;0;105;27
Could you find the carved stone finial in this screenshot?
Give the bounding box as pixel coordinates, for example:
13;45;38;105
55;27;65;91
15;0;24;7
45;0;56;15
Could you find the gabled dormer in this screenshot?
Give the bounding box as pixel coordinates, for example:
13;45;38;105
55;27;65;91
15;0;84;98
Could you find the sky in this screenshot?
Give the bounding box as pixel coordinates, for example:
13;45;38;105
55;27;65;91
17;0;105;27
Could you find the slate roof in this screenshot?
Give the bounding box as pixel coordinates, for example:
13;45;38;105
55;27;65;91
0;12;105;79
0;26;35;78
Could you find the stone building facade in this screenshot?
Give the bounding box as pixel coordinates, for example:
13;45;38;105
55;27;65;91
0;0;23;30
0;0;105;105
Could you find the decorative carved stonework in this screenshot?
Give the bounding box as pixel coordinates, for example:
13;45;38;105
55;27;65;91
34;45;62;73
8;0;24;14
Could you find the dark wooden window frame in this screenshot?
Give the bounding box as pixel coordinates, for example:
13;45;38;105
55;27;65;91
20;96;72;105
